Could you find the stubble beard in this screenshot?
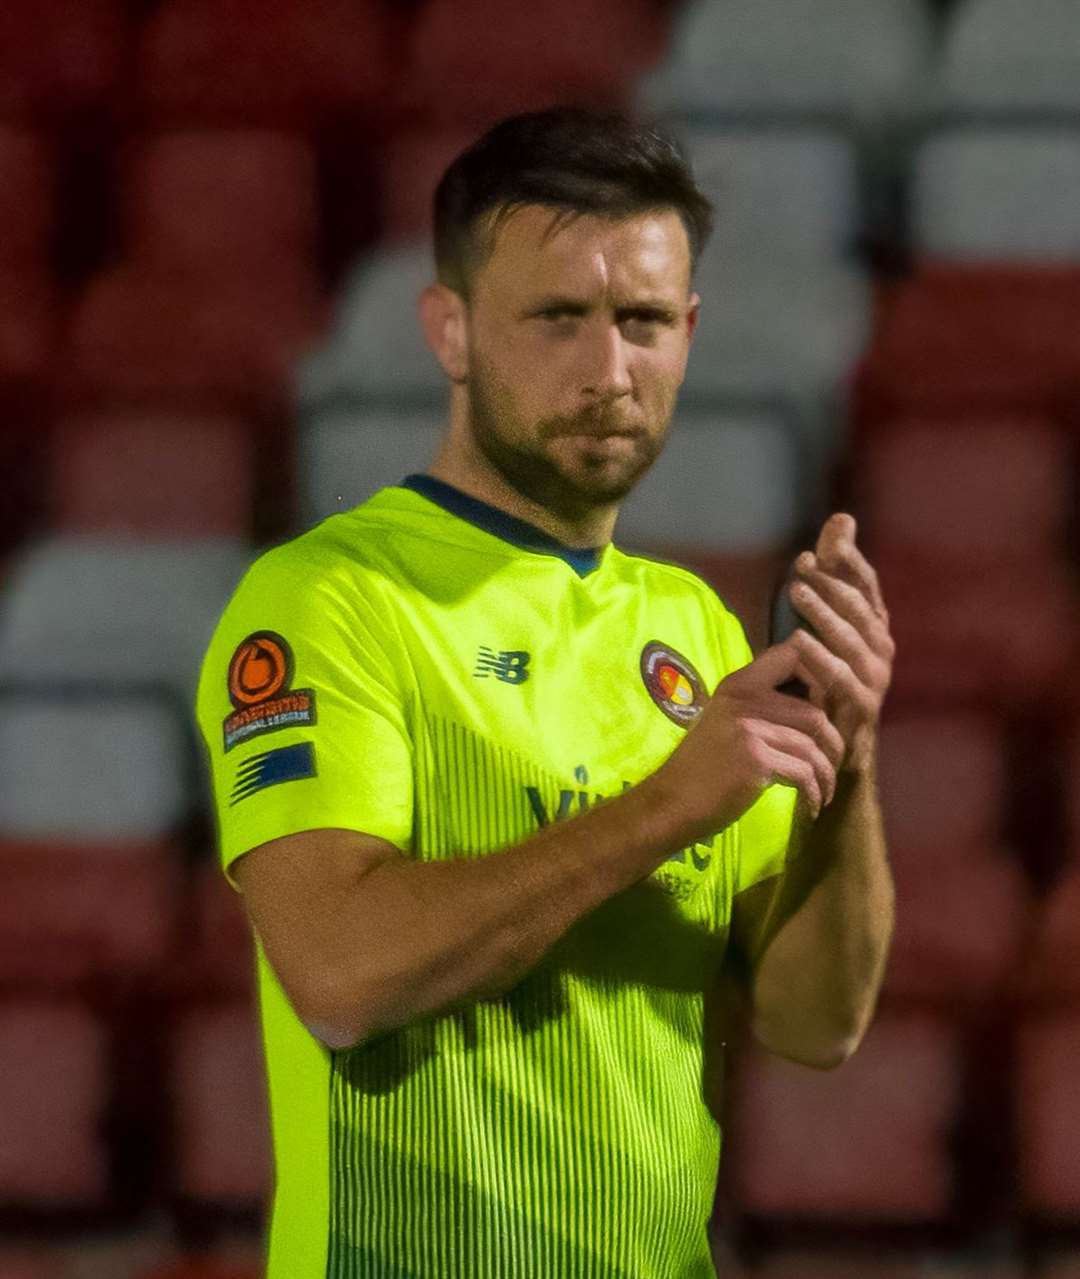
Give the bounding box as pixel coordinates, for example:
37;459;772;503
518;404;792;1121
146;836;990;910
465;354;671;526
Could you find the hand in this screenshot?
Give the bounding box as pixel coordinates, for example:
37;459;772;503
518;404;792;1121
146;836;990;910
786;513;895;775
654;633;847;842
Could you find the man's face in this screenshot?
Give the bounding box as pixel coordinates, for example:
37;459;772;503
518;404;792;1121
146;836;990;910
460;205;699;528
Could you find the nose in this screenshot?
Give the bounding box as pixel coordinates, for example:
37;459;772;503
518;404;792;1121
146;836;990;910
580;320;633;402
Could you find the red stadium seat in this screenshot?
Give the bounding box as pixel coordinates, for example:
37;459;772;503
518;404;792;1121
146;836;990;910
0;838;180;991
163;861;255;1001
0;1253;65;1279
139;0;395;127
854;265;1080;420
883;844;1033;1006
876;709;1009;855
1035;1253;1080;1279
64;266;326;411
0;1000;110;1207
0;128;53;268
171;1001;271;1207
747;1249;1021;1278
850;413;1074;569
0;271;55;387
1019;866;1080;1006
870;551;1078;713
401;0;670;125
1066;715;1080;860
125;131;318;292
137;1259;262;1279
378;127;478;245
49;410;256;538
1017;1011;1080;1220
0;0;126;122
729;1011;960;1221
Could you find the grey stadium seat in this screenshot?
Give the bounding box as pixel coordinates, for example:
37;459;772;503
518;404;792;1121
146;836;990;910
297;406;444;529
678;126;860;265
296;245;444;410
937;0;1080;116
613;406;804;555
912;128;1080;262
0;536;250;702
640;0;933;126
0;696;188;839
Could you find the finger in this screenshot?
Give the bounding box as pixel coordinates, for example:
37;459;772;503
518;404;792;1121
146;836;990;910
758;690;846;771
791;570;894;667
792;628;877;725
809;515;887;619
754;728;834;813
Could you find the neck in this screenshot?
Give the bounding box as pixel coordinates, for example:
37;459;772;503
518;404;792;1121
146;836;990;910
427;413;618;550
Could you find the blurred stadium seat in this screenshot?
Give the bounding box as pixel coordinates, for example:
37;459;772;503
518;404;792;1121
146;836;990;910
297;405;442;529
854;265;1080;416
1019;866;1080;1005
1017;1012;1080;1220
912;128;1080;262
877;709;1009;854
851;413;1074;567
884;845;1033;1005
65;265;325;411
0;128;56;388
937;0;1080;115
124;130;319;294
376;127;478;245
746;1249;1024;1278
615;406;806;554
0;1000;110;1208
296;245;443;410
682;256;872;407
164;860;255;1001
138;0;395;127
170;1001;271;1208
729;1011;960;1221
0;1252;65;1279
0;0;126;122
0;836;180;989
400;0;668;125
49;411;256;539
677;126;860;265
640;0;933;126
0;537;249;703
866;551;1078;711
0;695;189;839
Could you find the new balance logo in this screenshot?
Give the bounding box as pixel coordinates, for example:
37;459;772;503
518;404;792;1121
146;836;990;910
473;646;531;684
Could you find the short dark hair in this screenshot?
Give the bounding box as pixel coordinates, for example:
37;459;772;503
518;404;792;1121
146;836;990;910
432;107;714;299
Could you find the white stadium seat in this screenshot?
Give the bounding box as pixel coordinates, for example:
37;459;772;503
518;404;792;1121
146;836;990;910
678;126;860;265
614;406;803;555
912;128;1080;262
0;696;188;839
641;0;933;125
298;407;444;528
684;255;872;406
938;0;1080;115
0;536;250;701
296;244;444;409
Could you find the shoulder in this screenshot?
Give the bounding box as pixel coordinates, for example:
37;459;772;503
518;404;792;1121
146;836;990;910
607;542;742;625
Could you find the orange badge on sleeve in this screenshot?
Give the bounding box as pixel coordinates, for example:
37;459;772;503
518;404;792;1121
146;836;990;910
222;630;317;753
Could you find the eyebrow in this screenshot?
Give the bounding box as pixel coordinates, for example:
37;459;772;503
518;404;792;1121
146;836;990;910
522;295;680;321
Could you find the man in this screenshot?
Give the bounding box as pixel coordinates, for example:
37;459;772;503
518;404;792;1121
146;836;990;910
195;107;895;1279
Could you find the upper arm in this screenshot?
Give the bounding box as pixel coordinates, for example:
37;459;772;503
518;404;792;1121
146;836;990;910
194;551;415;891
232;826;403;1044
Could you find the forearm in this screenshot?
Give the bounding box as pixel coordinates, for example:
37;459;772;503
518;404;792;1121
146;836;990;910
327;772;698;1048
747;751;895;1068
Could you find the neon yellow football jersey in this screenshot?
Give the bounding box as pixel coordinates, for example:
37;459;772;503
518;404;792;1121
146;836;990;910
194;474;797;1279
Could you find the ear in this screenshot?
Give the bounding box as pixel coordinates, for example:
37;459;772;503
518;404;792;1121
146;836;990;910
686;291;701;342
418;283;469;383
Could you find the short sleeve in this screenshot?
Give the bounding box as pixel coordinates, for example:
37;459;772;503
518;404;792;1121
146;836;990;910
707;590;797;895
194;547;414;890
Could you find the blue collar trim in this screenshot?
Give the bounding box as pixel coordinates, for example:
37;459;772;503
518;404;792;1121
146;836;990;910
397;473;604;578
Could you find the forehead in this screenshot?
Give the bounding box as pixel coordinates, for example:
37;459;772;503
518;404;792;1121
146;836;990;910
473;204;692;304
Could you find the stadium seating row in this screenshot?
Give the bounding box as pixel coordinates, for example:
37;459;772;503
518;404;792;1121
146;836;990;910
7;1;1080;130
